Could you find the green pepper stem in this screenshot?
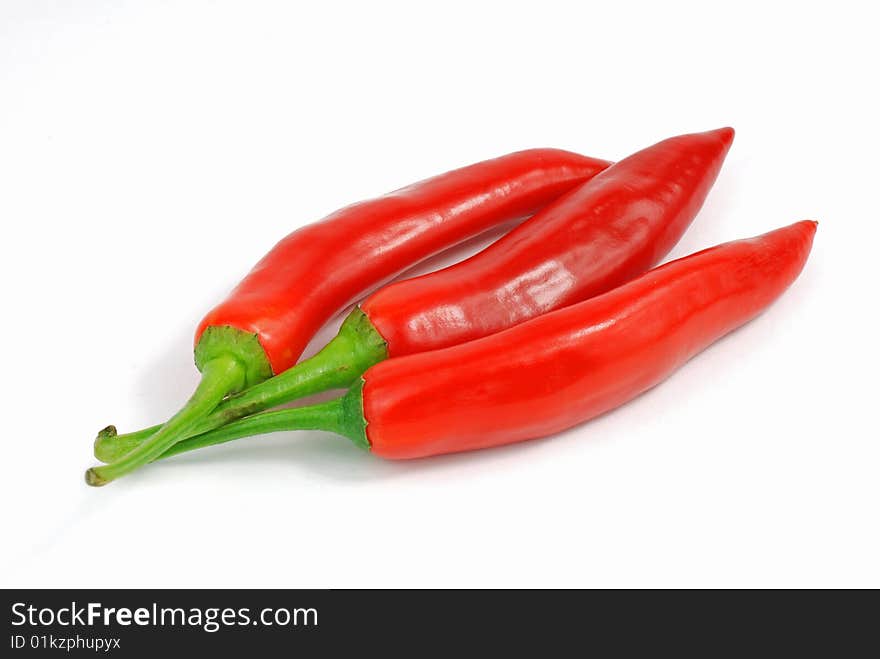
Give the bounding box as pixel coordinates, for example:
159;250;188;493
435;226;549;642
93;308;386;464
150;382;368;463
85;355;246;486
159;399;345;459
93;424;159;462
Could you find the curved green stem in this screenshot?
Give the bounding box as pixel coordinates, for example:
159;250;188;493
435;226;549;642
93;425;159;462
160;400;343;459
85;355;246;486
153;383;368;462
93;309;386;463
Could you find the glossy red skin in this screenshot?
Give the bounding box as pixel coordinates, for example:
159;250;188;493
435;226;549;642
362;128;734;357
363;221;816;459
196;150;610;374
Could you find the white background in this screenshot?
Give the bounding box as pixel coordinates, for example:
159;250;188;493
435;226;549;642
1;1;877;588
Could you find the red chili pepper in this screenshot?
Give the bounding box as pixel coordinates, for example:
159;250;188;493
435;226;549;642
362;127;734;357
85;149;608;485
153;221;816;463
92;128;733;468
197;149;610;375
